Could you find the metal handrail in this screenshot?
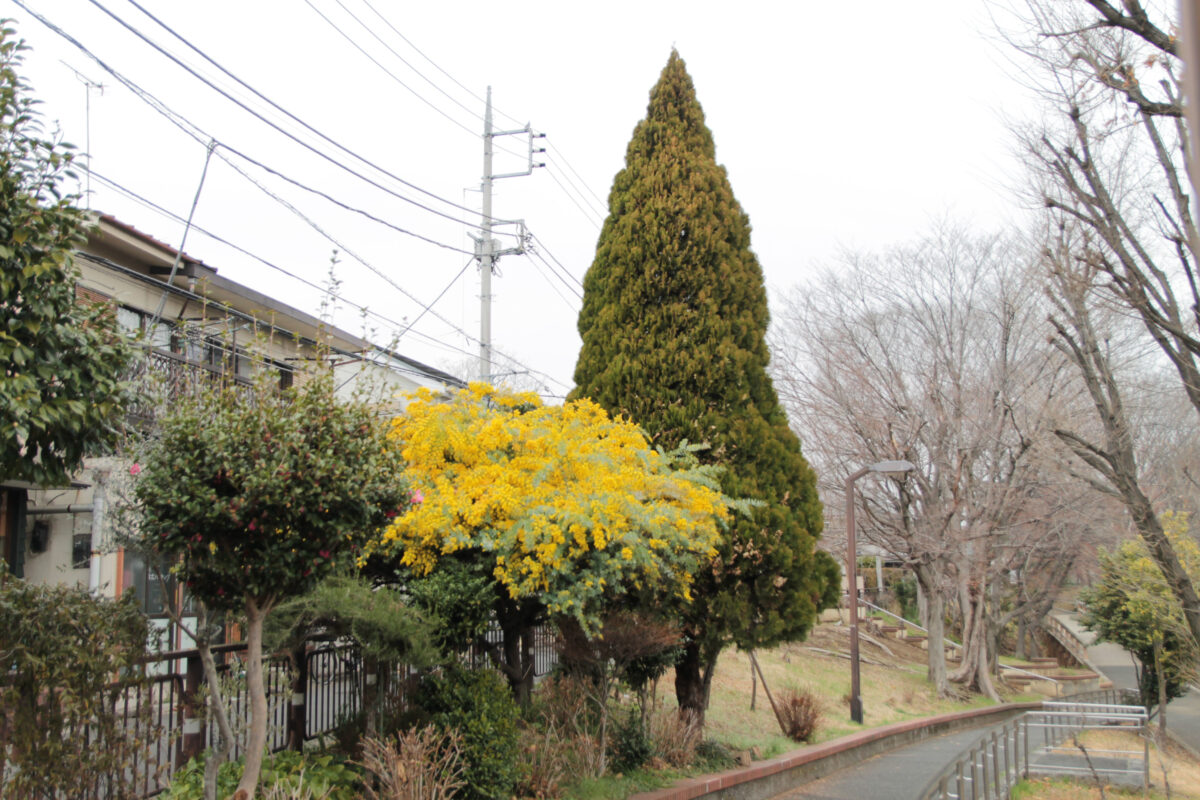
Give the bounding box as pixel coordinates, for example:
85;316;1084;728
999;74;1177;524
857;599;1060;685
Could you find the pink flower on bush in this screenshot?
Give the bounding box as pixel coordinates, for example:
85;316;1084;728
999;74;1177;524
129;463;142;476
409;489;424;505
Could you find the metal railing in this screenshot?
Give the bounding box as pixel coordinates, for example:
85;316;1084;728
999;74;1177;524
923;689;1145;800
4;625;559;799
857;599;1060;688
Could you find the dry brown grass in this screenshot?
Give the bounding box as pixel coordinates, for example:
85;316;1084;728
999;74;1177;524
1014;729;1200;799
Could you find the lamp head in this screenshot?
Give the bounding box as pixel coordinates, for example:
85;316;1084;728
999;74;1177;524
868;459;916;475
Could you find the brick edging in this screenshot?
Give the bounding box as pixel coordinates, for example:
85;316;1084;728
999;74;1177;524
629;702;1044;800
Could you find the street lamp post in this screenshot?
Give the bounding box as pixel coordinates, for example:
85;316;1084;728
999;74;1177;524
845;459;915;724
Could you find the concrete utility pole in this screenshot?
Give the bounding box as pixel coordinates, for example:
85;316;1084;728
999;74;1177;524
474;87;543;383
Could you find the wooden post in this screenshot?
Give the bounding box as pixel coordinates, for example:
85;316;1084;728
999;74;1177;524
287;644;307;751
179;650;206;768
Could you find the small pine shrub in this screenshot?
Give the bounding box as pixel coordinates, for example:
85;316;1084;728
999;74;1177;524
779;687;822;743
609;710;652;773
357;725;466;800
411;667;520;800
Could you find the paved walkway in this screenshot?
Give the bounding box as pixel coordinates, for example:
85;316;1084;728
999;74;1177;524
775;616;1166;800
775;721;1008;800
1052;612;1200;756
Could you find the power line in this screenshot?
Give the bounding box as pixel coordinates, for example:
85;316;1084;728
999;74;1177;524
528;231;585;290
300;0;477;141
303;0;525;161
543;165;604;230
547;139;608;211
79;0;508;228
15;2;492;255
357;0;527;129
90;170;572;394
327;0;484;125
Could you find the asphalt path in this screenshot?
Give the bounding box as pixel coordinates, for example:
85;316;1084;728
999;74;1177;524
774;722;1011;800
1052;612;1200;757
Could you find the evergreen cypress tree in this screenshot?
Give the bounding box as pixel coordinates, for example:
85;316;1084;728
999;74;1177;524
571;51;839;720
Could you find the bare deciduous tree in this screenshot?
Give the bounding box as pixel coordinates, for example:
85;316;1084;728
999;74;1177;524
771;225;1081;699
1006;0;1200;644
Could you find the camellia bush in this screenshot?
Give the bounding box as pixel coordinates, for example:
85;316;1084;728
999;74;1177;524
361;383;730;702
133;370;408;799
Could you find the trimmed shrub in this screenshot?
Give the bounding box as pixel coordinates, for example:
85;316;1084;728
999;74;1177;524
411;667;520;800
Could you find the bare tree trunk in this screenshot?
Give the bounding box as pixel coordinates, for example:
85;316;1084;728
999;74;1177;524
199;634;235;800
916;564;950;696
234;598;270;800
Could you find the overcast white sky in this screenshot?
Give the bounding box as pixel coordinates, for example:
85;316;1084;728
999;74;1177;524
7;0;1037;398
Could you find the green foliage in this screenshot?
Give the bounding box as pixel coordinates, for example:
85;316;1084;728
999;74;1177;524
132;370;408;612
610;709;652;773
0;25;133;485
165;749;361;800
893;573;919;624
0;571;158;798
412;667;521;800
1080;512;1199;711
570;50;835;707
402;557;494;657
266;573;441;667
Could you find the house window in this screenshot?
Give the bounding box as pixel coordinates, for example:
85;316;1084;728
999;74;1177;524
72;533;91;570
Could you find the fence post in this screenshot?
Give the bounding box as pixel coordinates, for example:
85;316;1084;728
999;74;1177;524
957;760;967;800
179;650;206;769
287;644;307;751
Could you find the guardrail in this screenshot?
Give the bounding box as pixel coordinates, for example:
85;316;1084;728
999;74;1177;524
922;689;1144;800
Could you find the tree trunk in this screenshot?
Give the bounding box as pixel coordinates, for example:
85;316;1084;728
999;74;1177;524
1016;616;1028;661
674;640;707;725
916;564;949;697
1155;638;1168;736
234;598;271;800
199;639;235;800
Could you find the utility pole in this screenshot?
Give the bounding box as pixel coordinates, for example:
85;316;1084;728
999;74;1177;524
474;87;543;383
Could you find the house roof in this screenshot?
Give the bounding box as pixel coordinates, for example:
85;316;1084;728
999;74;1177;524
84;213;467;389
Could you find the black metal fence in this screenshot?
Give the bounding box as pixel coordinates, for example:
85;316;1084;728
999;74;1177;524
3;627;559;798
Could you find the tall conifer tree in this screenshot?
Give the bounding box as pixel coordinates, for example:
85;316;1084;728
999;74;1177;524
571;51;838;719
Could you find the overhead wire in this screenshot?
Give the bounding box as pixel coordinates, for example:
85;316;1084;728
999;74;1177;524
547;140;608;210
19;1;573;393
528;232;585;290
542;165;603;230
299;0;479;141
79;0;512;229
14;2;498;255
90;170;572;394
304;0;524;160
357;0;527;129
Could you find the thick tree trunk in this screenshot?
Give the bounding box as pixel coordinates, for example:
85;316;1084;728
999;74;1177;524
915;565;949;697
674;641;708;725
950;588;1000;701
234;599;270;800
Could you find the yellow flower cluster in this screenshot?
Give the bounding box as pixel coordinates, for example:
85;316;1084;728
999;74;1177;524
361;384;727;620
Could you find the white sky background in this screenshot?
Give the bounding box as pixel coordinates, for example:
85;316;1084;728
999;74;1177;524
6;0;1037;400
